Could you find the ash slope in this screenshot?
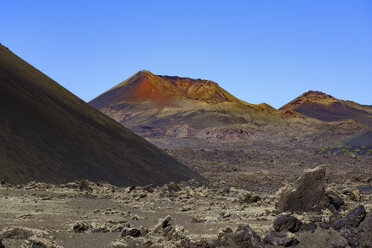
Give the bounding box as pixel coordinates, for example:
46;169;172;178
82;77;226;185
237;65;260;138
0;44;201;186
89;70;286;139
280;91;372;126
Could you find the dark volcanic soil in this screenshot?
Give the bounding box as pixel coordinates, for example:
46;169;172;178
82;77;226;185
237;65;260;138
166;146;372;194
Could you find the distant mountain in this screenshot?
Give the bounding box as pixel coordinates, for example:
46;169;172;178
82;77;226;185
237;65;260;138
280;91;372;126
90;72;365;147
91;70;247;108
0;45;201;185
90;70;284;141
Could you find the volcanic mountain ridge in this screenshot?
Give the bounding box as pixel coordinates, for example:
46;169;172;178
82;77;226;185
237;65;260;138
90;70;251;109
90;72;365;147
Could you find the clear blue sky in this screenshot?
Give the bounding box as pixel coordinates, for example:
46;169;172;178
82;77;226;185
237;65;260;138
1;0;371;108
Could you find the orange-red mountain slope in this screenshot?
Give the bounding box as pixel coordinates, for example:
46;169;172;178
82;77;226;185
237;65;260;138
90;70;247;109
0;44;202;185
280;91;372;126
89;71;283;135
90;73;366;146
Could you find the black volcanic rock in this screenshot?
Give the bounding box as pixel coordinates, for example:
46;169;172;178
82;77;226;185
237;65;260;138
326;191;345;211
215;224;263;248
0;44;202;186
273;215;302;233
330;205;366;230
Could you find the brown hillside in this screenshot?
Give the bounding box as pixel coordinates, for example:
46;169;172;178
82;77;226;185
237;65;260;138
90;70;245;109
90;73;366;147
280;91;372;126
89;71;285;141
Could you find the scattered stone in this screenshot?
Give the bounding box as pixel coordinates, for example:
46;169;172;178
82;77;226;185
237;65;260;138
331;205;366;230
121;227;141;238
318;222;330;229
326;191;344;211
26;181;53;190
181;205;194;212
110;240;127;248
301;222;317;232
187;240;214;248
153;215;172;234
191;216;206;223
342;187;361;201
263;230;299;247
0;239;4;248
329;212;342;225
239;193;261;204
18;214;33;220
78;180;91;191
125;185;136;193
71;222;91;233
347;236;359;247
29;236;63;248
215;224;263;248
166;182;181;192
0;226;48;240
275;165;327;212
219;212;231;219
309;216;323;223
143;184;154;193
273;215;302;233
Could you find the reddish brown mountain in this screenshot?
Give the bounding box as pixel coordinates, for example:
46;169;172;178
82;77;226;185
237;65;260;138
90;70;246;109
89;71;285;141
280;91;372;126
0;44;201;185
90;72;366;147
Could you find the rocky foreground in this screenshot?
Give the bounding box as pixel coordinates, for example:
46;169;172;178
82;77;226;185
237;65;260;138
0;164;371;248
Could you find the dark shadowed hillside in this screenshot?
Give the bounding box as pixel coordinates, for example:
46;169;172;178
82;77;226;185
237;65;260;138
0;44;202;186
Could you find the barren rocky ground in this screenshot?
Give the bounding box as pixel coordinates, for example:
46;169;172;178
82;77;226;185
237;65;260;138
0;147;371;248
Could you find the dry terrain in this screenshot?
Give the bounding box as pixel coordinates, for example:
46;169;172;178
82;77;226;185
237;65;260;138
1;148;371;248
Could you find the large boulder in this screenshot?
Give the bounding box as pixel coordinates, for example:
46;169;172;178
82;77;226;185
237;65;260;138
275;165;327;213
215;225;263;248
263;230;299;247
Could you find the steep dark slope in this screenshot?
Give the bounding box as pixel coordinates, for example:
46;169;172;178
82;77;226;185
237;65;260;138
0;44;201;185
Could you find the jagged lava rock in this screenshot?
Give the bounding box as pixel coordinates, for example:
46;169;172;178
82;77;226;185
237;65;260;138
263;230;299;247
215;224;263;248
330;205;366;230
273;215;302;233
275;164;327;212
326;191;345;211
